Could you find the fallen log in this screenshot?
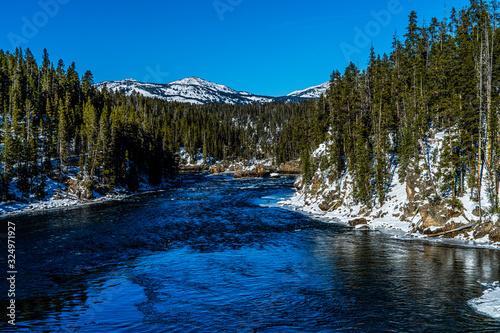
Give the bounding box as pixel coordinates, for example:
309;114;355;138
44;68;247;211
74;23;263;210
426;223;476;238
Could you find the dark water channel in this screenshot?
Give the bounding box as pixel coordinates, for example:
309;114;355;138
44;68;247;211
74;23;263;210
1;173;500;332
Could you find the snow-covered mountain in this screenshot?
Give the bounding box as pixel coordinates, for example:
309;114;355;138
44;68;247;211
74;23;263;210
285;81;330;99
95;77;330;105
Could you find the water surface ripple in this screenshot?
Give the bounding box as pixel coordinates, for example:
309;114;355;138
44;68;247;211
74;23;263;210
1;174;500;332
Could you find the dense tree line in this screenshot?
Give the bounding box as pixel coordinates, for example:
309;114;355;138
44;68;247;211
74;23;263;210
0;48;179;199
0;48;323;201
5;1;494;209
300;0;500;213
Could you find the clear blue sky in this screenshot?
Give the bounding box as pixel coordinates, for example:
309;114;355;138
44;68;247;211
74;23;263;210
1;0;467;96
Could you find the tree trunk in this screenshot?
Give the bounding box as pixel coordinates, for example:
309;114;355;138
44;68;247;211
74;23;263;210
449;125;455;198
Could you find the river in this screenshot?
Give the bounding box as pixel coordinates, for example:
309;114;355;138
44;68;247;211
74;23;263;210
1;173;500;332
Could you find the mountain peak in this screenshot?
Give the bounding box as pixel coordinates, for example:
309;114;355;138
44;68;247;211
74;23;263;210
95;77;329;105
120;78;138;83
174;76;209;86
286;81;330;99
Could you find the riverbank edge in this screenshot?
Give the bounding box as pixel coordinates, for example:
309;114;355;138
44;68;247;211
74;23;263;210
4;171;500;253
0;171;294;218
0;162;299;218
278;185;500;251
0;178;183;218
278;176;500;250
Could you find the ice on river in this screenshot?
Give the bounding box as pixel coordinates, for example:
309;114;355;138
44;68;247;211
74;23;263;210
469;281;500;319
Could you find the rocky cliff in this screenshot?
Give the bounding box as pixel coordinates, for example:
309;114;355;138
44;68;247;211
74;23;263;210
284;133;500;246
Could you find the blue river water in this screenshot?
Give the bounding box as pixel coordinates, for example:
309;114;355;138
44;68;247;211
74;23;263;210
1;173;500;332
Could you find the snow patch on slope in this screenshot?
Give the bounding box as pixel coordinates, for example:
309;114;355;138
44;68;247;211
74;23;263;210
96;77;275;105
280;131;500;249
286;81;330;99
95;77;328;105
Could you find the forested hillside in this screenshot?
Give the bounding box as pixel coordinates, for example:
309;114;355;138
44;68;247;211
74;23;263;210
299;0;500;219
4;0;500;229
0;48;327;202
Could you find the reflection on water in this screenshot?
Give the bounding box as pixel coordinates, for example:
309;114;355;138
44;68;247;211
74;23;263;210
1;174;500;332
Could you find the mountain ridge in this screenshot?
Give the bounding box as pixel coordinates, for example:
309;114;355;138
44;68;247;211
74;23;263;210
94;77;329;105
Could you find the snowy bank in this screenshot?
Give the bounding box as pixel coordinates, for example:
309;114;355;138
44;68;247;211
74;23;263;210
279;132;500;250
0;173;175;217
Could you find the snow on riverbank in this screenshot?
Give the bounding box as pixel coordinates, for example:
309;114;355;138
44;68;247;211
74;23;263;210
280;189;500;250
279;174;500;250
278;131;500;250
0;175;175;217
282;172;410;231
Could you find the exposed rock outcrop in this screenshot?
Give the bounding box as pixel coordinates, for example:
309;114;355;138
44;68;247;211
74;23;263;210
419;203;461;228
234;165;275;178
291;132;500;244
209;164;225;174
179;165;209;173
474;222;494;239
318;191;343;212
278;160;301;174
227;164;244;172
490;227;500;242
404;162;435;214
67;179;93;200
349;218;369;227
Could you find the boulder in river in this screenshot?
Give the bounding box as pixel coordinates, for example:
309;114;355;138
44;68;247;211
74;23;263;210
349;218;368;227
234;165;275;178
209;164;225;174
278;160;301;174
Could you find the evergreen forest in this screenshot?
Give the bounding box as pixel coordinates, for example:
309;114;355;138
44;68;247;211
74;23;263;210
0;48;324;200
303;0;500;214
2;0;500;214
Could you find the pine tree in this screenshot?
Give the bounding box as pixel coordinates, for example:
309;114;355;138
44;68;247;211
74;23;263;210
99;106;113;185
57;98;69;179
301;149;313;184
2;118;15;196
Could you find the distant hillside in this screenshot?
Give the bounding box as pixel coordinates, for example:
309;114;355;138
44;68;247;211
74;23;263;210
95;76;330;105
